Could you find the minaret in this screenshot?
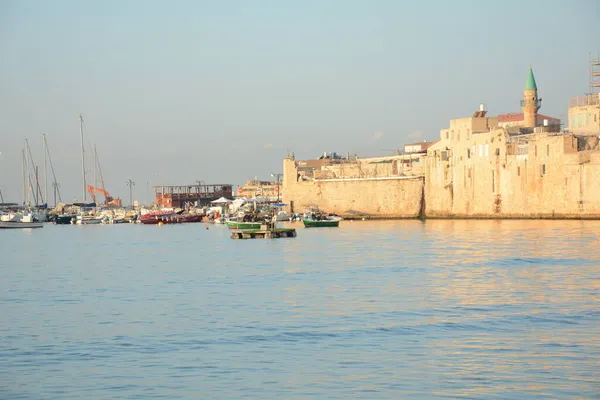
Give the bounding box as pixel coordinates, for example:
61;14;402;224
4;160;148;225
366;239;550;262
521;66;541;128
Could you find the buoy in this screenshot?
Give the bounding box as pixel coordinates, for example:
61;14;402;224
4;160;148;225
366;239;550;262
158;221;163;226
205;225;209;230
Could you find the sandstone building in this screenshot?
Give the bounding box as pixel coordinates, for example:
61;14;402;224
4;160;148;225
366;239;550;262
283;67;600;219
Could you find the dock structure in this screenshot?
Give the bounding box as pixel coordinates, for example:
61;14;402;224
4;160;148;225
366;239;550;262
230;225;297;239
154;184;233;208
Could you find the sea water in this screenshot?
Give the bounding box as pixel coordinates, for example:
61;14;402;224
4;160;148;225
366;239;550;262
1;220;598;399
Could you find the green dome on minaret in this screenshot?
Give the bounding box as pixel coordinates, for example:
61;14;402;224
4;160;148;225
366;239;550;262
525;66;537;90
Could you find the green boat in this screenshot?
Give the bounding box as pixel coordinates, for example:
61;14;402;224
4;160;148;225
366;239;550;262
226;220;262;230
302;219;340;228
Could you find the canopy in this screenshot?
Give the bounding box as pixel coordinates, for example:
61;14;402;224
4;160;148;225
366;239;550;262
211;197;233;204
272;203;287;208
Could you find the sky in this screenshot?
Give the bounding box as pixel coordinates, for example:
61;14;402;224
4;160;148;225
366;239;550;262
1;0;599;204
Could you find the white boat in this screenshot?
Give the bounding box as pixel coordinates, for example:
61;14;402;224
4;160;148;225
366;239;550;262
0;221;43;229
0;212;21;222
75;214;105;225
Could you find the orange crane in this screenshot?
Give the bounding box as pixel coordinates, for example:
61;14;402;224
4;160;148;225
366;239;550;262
88;145;122;206
87;185;122;206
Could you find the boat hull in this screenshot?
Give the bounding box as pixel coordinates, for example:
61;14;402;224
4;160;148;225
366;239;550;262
52;215;74;224
77;219;103;225
226;221;262;230
303;220;340;228
0;221;44;229
140;214;181;224
180;214;204;223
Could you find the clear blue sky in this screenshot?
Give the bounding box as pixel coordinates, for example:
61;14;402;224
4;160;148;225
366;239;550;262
1;0;598;203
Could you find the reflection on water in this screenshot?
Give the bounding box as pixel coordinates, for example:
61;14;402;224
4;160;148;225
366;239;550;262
1;220;599;399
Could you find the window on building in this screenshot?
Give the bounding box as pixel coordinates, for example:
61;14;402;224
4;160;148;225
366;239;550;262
492;171;495;192
495;148;500;156
485;144;489;157
535;145;537;157
546;144;549;156
446;132;449;139
457;132;460;141
479;144;483;156
542;164;546;175
467;149;471;158
517;166;521;176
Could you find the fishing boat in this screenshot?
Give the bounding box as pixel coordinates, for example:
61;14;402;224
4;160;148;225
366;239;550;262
75;215;104;225
51;214;74;224
140;212;181;225
0;221;44;229
302;213;341;228
303;219;340;228
226;220;262;230
179;214;204;223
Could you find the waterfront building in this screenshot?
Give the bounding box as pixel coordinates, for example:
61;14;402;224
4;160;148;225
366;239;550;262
236;180;279;200
283;65;600;219
154;184;233;208
425;67;600;218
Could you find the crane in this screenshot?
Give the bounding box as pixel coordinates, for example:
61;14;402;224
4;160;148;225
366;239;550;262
86;185;122;206
87;145;121;206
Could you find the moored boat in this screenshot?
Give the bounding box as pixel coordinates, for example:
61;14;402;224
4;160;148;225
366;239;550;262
51;215;74;224
226;220;262;230
302;212;341;228
0;221;44;229
302;219;340;227
140;212;181;225
179;214;204;223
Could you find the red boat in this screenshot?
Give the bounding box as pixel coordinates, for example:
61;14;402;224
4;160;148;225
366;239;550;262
179;214;203;223
140;212;181;225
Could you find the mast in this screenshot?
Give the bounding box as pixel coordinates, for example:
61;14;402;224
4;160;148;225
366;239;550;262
21;149;26;204
95;146;108;203
93;145;97;190
35;166;41;206
44;135;62;205
43;134;48;204
24;142;30;204
25;138;43;206
80;114;87;201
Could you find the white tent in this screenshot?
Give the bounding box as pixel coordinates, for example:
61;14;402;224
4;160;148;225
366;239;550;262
211;197;233;204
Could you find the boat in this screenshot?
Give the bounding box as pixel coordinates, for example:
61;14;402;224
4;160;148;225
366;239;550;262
303;219;340;227
51;214;74;224
0;221;44;229
140;212;181;225
226;220;262;230
302;212;341;228
179;214;204;223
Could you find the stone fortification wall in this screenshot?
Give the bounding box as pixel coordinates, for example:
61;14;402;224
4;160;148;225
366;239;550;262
283;158;423;218
425;117;600;219
283;117;600;220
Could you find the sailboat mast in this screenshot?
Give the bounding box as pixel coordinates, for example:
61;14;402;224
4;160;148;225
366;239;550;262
25;138;43;206
79;114;86;201
43;134;48;204
45;136;62;205
94;145;97;189
21;149;26;204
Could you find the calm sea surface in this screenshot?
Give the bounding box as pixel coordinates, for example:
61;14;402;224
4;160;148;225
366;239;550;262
1;220;599;399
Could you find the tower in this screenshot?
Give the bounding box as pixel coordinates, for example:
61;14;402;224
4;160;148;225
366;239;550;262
521;66;541;128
